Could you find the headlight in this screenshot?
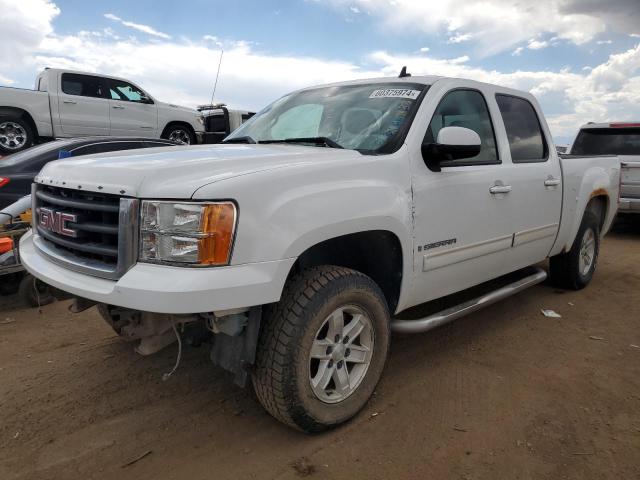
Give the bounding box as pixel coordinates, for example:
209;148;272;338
140;201;236;266
196;114;205;126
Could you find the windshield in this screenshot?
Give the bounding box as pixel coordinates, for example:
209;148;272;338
225;83;427;153
571;128;640;156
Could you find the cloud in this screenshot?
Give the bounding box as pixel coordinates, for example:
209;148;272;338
4;0;640;144
318;0;637;56
103;12;171;39
597;40;613;45
0;0;59;83
447;33;472;44
528;39;549;50
512;47;524;56
419;47;430;53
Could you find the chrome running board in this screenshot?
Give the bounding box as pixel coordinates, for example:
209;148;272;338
391;267;547;334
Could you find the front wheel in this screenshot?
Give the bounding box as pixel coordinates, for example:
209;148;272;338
163;125;195;145
252;266;390;433
549;211;600;290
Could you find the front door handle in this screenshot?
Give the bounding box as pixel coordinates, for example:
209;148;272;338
63;100;77;104
544;177;561;187
489;185;512;194
112;105;125;109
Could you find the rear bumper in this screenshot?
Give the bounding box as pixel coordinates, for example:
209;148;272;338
618;197;640;213
20;229;296;314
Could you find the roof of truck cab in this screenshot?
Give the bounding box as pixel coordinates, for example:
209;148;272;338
295;75;538;100
298;75;443;91
579;122;640;129
41;68;146;86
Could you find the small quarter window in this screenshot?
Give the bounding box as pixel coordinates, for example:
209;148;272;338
495;94;547;162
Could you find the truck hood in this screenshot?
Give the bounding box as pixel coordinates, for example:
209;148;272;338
35;144;363;198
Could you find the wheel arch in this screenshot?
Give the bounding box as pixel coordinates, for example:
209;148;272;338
0;107;39;137
161;120;196;140
286;230;405;313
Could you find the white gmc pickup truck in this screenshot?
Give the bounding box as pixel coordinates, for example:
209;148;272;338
0;68;205;154
20;74;620;432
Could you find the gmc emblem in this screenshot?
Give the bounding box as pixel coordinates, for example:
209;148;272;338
38;207;78;238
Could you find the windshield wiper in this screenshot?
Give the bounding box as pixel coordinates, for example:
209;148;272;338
223;135;256;144
258;137;344;149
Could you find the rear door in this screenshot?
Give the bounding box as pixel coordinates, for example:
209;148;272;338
107;78;158;137
494;94;562;268
57;73;110;136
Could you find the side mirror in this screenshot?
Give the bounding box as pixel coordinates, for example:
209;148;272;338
139;94;153;104
422;126;482;171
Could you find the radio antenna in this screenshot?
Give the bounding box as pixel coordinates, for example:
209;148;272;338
209;47;224;106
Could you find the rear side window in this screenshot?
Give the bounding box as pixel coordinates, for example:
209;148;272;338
495;94;547;162
571;128;640;155
241;113;255;123
61;73;104;98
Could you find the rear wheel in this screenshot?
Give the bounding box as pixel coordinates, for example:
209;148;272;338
0;117;34;154
252;266;390;433
549;211;600;290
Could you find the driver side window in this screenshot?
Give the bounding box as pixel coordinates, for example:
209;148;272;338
107;79;148;103
425;89;499;166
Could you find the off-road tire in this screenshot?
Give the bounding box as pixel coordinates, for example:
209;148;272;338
252;266;390;433
549;211;600;290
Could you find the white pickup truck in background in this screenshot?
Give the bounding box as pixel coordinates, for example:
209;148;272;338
570;122;640;215
0;68;205;154
21;74;620;432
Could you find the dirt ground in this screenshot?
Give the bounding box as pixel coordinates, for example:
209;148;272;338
1;224;639;480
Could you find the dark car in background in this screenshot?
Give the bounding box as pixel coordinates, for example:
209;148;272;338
0;137;177;209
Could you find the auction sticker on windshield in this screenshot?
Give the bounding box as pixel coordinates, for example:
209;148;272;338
369;89;421;100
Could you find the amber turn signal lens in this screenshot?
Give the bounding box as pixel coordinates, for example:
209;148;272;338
198;202;236;265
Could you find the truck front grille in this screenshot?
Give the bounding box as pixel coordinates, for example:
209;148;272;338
32;184;139;280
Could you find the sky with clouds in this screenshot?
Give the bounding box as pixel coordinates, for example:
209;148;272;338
1;0;640;144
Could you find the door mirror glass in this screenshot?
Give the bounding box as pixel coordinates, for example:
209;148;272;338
422;126;482;170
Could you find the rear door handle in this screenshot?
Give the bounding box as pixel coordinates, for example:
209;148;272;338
544;177;561;187
489;185;512;194
63;100;77;104
112;105;125;109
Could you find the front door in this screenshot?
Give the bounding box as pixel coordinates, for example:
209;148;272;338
57;73;110;136
107;78;158;137
409;88;513;306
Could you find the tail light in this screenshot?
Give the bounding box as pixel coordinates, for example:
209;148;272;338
609;123;640;128
0;177;9;188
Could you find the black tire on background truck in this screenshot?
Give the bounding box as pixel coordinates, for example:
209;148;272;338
162;124;195;145
0;115;34;154
549;211;600;290
252;265;391;433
